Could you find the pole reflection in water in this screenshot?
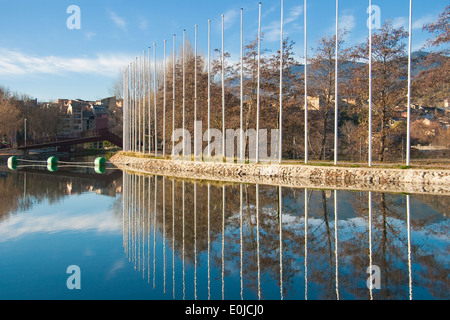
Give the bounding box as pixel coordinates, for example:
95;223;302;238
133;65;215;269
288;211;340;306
120;172;447;300
407;194;412;300
305;188;308;300
368;191;373;300
334;190;339;300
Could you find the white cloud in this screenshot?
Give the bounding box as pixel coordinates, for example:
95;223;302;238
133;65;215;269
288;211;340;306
262;5;304;43
262;20;283;42
412;14;435;30
392;16;408;29
222;9;239;30
139;17;149;31
340;14;356;33
0;48;132;77
85;31;96;40
0;208;120;242
108;10;127;30
392;14;433;31
285;5;303;24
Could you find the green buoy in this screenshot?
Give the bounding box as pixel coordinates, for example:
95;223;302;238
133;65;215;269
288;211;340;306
47;163;59;172
7;156;18;170
94;165;106;174
47;156;59;166
94;157;107;167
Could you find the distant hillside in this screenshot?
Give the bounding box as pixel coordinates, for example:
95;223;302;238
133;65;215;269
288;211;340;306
289;51;448;78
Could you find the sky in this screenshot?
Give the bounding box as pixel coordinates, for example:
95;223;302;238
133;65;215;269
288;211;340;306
0;0;447;102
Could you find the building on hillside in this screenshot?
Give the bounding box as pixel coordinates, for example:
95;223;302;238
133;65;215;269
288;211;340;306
93;105;109;130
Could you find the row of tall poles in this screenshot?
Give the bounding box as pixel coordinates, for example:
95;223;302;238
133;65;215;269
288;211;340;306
122;172;414;300
122;0;413;166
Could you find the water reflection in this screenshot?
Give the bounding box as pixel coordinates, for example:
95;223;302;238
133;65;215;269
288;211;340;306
122;171;449;300
0;165;448;300
0;166;122;224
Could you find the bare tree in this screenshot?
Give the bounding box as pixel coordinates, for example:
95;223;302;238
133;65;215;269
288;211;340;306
350;21;409;162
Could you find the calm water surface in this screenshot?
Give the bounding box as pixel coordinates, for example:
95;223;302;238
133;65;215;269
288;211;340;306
0;162;448;300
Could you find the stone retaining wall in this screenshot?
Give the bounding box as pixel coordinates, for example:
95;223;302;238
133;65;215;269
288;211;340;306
110;153;450;195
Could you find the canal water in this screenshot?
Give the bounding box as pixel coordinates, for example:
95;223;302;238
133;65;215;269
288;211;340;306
0;160;448;300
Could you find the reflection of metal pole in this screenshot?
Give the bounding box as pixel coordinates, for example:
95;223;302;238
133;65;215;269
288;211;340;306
222;185;225;299
334;190;339;300
194;182;197;299
279;186;283;300
163;177;166;293
153;176;157;288
368;191;373;300
182;180;185;299
256;184;261;299
207;183;211;300
172;179;175;299
147;176;151;282
304;188;308;299
239;184;244;300
407;195;412;300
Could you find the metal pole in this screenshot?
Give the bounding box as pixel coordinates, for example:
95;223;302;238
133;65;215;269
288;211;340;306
134;58;138;152
256;2;262;163
194;25;198;160
406;0;412;166
148;47;152;153
172;34;176;157
163;40;167;157
125;65;128;151
183;30;186;158
334;0;339;165
138;55;142;153
304;0;308;164
131;61;134;151
122;71;126;150
154;43;158;157
208;20;211;158
24;118;27;146
368;0;373;167
127;64;131;151
143;51;146;154
240;8;244;163
279;0;284;164
222;14;226;160
127;65;130;151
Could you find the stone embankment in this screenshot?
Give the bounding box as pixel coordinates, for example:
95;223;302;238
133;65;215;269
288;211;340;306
110;153;450;195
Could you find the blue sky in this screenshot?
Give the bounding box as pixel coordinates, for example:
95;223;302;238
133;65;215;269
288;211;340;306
0;0;447;102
